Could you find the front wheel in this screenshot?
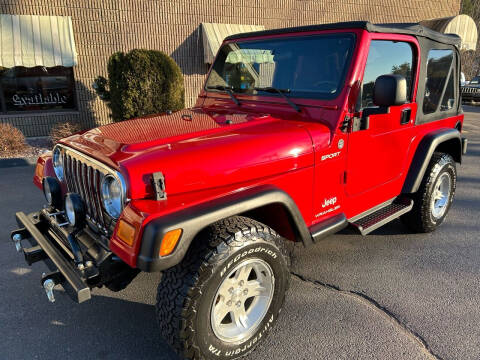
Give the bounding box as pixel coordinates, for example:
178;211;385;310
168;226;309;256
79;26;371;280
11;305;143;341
401;152;456;233
156;216;290;360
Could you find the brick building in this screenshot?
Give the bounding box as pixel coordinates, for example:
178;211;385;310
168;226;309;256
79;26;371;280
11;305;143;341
0;0;461;137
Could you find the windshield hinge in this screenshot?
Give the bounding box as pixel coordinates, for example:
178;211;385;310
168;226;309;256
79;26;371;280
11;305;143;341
340;115;351;132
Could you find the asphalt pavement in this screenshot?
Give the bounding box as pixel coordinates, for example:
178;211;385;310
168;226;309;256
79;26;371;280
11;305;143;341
0;106;479;360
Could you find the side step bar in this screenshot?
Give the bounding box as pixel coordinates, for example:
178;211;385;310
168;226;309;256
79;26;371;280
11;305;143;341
350;198;414;235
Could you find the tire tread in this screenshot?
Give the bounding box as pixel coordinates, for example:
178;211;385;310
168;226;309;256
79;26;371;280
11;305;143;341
156;216;290;359
401;152;456;233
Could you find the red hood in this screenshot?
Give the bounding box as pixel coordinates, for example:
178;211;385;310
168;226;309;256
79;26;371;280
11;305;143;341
60;108;252;167
61;108;329;199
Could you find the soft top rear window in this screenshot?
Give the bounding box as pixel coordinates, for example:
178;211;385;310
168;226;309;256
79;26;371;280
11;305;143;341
205;34;355;100
423;49;454;114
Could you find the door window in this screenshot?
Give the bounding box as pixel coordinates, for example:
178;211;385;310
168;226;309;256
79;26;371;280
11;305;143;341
360;40;414;109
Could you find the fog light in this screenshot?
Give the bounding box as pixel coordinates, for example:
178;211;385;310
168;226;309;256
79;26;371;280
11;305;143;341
64;193;86;228
42;177;62;209
117;220;136;246
159;229;182;257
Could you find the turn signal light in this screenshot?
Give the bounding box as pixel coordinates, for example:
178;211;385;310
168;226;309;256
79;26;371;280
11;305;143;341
117;220;136;246
159;229;182;257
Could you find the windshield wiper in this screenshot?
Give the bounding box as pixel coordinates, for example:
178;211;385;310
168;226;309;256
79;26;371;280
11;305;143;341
254;87;301;112
206;85;241;106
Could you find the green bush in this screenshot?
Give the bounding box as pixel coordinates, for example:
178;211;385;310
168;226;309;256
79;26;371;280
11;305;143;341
94;49;185;121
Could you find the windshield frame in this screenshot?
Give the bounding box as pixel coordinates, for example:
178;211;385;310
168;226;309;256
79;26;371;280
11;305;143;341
204;32;357;102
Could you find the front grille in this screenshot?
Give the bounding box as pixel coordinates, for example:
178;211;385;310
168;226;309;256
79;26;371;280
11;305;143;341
60;146;116;235
461;87;480;94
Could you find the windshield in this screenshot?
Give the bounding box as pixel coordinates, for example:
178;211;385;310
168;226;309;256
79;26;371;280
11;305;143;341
205;34;355;100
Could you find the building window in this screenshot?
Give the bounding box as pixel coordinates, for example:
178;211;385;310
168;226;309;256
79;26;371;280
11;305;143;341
423;49;454;114
0;66;76;113
360;40;414;109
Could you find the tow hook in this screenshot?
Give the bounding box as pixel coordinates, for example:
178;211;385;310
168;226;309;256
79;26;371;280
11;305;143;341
43;278;56;303
12;233;23;252
41;272;63;303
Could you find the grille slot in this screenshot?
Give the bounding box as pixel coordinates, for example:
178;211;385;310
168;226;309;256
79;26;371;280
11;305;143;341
462;87;480;94
61;147;114;234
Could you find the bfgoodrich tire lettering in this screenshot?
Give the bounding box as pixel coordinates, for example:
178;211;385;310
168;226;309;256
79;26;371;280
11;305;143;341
156;216;290;360
401;152;456;233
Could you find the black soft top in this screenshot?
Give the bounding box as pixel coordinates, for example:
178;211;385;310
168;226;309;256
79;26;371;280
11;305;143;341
225;21;461;47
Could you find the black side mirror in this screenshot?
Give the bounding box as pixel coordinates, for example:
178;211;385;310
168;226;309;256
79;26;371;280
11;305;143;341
374;74;407;107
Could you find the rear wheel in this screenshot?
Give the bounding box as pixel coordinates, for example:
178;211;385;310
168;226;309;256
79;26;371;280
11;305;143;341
156;216;290;360
401;152;456;232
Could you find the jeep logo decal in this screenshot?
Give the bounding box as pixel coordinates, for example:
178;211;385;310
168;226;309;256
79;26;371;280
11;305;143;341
322;196;337;208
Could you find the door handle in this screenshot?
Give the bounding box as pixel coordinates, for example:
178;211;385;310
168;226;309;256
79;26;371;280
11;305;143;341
401;108;411;125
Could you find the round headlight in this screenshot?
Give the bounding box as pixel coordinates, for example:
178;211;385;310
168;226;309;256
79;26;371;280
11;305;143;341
52;147;64;181
101;175;123;218
64;193;86;228
42;176;62;208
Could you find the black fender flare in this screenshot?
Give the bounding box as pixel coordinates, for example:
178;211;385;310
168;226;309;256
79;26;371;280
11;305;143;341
402;128;462;194
137;185;313;272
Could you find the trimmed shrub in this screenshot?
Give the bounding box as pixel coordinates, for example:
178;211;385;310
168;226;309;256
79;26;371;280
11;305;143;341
0;123;27;155
50;121;82;143
94;49;185;121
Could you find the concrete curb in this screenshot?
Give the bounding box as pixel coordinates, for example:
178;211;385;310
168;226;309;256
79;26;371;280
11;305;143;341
0;157;38;168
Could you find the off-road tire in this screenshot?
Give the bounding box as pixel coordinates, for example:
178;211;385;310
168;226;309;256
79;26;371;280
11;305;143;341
401;152;456;233
156;216;291;360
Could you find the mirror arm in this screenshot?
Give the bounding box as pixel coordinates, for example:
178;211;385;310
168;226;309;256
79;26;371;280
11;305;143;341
354;106;390;131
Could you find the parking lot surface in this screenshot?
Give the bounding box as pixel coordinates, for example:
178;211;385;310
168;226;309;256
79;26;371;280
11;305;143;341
1;106;479;360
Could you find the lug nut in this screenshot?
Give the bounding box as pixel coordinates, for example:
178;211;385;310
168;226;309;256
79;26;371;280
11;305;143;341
243;289;248;295
85;260;93;267
227;300;232;306
229;287;234;294
239;280;244;286
236;301;241;307
77;263;85;271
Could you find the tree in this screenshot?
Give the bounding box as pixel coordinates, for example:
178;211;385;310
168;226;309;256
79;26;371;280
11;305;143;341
461;0;480;78
94;49;185;122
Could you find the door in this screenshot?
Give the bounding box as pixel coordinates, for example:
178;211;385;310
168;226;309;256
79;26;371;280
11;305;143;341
345;37;418;214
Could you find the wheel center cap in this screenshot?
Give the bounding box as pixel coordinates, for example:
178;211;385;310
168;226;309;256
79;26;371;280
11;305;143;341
232;288;243;300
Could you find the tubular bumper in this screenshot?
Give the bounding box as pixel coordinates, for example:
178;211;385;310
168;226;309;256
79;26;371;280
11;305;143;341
12;212;91;303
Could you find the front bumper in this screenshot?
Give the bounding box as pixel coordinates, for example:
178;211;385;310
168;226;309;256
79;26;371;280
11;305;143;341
11;210;112;303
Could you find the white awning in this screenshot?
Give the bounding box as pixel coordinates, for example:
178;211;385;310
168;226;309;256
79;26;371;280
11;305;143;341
0;14;77;68
201;23;265;64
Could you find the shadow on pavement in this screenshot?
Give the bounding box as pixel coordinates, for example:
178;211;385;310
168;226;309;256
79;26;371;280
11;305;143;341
2;262;179;359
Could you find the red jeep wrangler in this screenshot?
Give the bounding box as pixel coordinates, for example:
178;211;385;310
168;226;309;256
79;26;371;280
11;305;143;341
12;21;468;359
